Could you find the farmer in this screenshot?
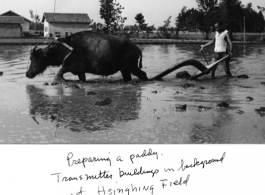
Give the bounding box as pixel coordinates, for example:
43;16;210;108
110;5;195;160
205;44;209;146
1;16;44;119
199;21;233;78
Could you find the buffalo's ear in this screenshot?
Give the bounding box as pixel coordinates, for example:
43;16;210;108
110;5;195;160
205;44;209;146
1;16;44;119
36;48;43;53
30;48;39;58
32;44;39;53
30;48;34;55
32;48;48;59
30;44;39;56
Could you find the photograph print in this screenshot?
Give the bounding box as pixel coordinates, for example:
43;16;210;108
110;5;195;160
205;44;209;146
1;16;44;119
0;0;264;144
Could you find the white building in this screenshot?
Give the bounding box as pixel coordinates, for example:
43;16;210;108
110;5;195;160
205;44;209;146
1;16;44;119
42;12;92;38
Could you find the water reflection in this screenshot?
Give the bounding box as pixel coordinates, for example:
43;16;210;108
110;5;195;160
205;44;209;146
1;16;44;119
189;80;235;143
26;83;142;132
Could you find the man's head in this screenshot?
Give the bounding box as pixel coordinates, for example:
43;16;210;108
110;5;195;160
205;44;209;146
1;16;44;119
214;21;224;33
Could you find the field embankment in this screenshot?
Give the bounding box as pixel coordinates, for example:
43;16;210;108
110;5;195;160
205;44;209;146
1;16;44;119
0;32;264;45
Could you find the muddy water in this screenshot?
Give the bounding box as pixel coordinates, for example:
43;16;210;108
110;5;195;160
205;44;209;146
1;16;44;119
0;44;264;144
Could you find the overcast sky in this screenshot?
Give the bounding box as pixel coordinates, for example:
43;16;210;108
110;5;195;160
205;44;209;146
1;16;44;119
1;0;265;27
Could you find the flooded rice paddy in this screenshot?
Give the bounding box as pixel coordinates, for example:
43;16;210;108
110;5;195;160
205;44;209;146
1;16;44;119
0;43;264;144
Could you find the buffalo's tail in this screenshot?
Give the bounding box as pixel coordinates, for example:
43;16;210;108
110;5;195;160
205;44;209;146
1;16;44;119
138;47;143;69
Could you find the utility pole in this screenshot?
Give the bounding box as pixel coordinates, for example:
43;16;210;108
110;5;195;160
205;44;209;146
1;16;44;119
35;9;37;30
243;16;246;42
54;0;56;12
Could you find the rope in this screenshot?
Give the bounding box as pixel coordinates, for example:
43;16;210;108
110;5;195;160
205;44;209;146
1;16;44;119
50;39;96;62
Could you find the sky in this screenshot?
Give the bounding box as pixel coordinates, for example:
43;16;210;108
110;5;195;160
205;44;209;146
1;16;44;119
1;0;265;27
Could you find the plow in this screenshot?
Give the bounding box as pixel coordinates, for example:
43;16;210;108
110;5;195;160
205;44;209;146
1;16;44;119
151;54;230;80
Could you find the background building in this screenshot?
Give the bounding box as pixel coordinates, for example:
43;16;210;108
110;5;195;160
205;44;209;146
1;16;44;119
0;16;25;37
0;10;31;32
42;13;92;38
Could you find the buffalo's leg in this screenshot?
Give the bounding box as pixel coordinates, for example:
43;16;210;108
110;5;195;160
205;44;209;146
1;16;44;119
55;67;69;81
121;70;132;82
131;68;149;81
78;73;86;82
128;58;149;81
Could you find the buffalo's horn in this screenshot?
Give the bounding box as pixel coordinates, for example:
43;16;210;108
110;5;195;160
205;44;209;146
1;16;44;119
47;39;55;48
33;43;39;50
32;43;39;53
30;43;39;55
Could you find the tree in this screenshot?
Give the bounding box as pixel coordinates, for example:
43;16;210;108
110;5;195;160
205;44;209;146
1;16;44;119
89;21;97;31
99;0;127;34
158;16;172;39
135;13;146;38
145;24;155;39
242;4;265;33
121;25;139;38
176;6;187;34
256;11;265;32
219;0;243;37
175;0;265;38
175;6;187;39
196;0;219;39
29;10;40;30
176;6;201;37
244;3;255;32
124;25;138;34
257;6;265;12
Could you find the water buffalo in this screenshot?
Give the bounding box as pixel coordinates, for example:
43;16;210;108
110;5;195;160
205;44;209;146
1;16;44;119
26;31;148;82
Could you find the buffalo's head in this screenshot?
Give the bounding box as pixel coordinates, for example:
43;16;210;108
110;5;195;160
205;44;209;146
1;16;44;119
26;41;63;79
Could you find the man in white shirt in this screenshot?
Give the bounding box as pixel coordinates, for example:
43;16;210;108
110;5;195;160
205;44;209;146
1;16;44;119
199;21;233;78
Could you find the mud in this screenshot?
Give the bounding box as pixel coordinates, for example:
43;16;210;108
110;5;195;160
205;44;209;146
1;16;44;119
237;74;249;79
255;107;265;117
86;91;97;95
175;104;187;111
198;105;212;111
176;71;191;78
216;101;229;108
246;96;254;101
95;98;112;106
182;83;195;88
236;110;244;115
0;44;265;143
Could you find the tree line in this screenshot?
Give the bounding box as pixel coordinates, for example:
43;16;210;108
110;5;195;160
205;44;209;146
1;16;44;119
28;0;265;39
95;0;175;38
176;0;265;39
97;0;265;39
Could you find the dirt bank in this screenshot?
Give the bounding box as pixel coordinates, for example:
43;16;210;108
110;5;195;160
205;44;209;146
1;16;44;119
0;37;264;45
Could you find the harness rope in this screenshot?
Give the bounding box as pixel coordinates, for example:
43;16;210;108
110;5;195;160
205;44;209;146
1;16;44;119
51;38;100;63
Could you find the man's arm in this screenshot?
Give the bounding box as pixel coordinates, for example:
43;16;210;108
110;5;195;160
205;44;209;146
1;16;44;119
226;33;233;57
199;38;215;51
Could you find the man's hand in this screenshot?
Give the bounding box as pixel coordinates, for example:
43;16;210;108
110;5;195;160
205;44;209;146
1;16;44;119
199;45;204;52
